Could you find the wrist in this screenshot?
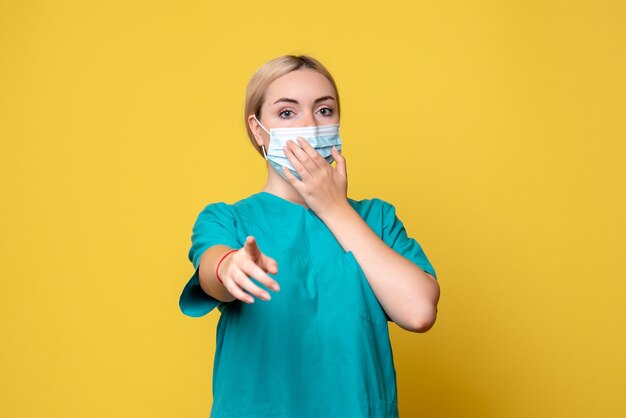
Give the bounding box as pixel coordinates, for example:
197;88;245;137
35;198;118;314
317;199;354;224
215;249;238;284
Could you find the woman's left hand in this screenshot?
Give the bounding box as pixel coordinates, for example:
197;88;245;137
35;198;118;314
282;137;348;217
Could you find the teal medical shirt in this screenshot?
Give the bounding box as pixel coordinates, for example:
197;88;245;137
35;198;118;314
179;192;437;418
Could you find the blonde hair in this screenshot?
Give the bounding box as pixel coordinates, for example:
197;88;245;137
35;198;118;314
244;55;341;157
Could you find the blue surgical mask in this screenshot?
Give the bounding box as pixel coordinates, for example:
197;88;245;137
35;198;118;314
253;114;342;181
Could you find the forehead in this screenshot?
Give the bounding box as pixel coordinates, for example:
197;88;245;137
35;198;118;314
264;69;335;102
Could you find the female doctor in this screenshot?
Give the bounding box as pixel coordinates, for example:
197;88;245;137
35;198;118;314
179;54;440;418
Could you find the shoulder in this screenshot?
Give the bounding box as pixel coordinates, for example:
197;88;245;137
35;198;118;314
195;201;234;220
193;193;266;225
348;196;396;219
347;196;399;235
195;193;260;215
192;196;247;224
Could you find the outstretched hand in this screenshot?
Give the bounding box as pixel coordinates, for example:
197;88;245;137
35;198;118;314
282;137;348;217
217;236;280;304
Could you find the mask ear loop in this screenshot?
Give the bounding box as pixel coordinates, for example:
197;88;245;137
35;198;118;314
253;114;270;134
253;114;270;161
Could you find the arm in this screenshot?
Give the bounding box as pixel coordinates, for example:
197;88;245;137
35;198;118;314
282;138;440;333
319;204;440;332
198;245;238;302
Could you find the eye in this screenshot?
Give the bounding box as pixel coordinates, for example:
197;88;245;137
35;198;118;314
279;109;295;119
318;107;333;117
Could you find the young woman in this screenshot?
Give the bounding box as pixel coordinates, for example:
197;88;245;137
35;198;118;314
179;55;440;418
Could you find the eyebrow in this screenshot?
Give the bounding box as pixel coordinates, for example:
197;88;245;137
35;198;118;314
272;96;335;105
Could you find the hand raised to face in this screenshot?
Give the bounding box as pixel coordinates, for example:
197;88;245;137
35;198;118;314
281;137;348;217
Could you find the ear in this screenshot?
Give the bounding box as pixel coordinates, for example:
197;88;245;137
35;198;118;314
247;114;265;147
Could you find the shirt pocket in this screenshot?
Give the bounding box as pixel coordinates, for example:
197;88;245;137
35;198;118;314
340;250;389;328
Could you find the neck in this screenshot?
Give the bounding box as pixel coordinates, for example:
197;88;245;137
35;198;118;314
260;164;309;209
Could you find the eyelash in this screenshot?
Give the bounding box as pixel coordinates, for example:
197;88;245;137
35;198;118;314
319;107;333;117
278;107;334;119
278;109;294;119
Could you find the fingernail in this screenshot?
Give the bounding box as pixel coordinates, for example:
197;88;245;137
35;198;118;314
263;293;271;301
271;284;280;291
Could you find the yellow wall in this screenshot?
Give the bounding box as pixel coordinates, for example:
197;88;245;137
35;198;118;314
1;1;624;417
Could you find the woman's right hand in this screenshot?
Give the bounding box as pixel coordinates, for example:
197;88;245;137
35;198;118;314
217;236;280;304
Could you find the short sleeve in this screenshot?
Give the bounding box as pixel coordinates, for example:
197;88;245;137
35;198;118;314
380;200;438;280
179;202;242;318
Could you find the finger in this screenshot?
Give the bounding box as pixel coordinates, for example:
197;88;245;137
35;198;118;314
222;272;255;304
281;165;303;187
289;139;320;174
283;144;312;179
232;268;272;301
332;146;347;178
260;255;280;291
243;236;261;259
261;254;279;275
296;137;328;170
241;258;280;292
